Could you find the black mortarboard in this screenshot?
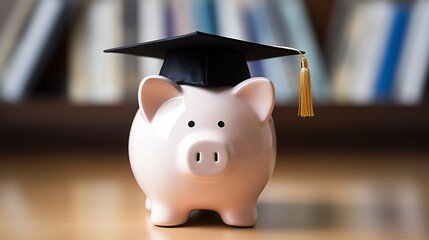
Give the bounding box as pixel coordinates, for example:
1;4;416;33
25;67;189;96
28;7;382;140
104;31;302;87
104;31;314;117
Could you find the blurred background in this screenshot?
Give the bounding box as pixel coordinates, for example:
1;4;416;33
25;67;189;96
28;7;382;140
1;0;429;105
0;0;428;239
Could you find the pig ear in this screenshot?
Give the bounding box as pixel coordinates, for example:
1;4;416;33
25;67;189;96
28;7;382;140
232;77;275;125
138;75;183;122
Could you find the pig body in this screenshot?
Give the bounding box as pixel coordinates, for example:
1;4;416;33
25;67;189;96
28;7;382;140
129;75;276;227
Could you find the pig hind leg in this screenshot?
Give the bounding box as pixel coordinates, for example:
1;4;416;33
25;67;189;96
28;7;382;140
150;203;190;226
219;206;257;227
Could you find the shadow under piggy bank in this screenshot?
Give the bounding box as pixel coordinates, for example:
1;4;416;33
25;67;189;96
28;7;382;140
147;201;336;229
144;201;336;240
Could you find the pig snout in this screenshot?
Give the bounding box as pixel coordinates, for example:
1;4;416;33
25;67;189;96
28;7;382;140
178;134;229;177
187;140;228;177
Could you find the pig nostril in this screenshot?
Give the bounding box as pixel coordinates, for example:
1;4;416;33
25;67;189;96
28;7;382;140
214;152;218;162
196;152;201;162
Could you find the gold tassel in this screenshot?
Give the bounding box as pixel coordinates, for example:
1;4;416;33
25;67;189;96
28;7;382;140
276;45;315;117
298;56;314;117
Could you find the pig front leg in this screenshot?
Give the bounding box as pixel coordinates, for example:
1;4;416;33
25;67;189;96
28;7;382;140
219;205;257;227
150;201;190;226
145;197;151;210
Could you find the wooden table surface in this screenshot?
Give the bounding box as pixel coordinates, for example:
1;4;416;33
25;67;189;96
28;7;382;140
1;149;428;240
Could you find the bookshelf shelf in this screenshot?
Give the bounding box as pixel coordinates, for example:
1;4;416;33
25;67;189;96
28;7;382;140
1;101;428;152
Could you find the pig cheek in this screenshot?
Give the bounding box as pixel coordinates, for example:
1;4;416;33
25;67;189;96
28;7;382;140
227;114;273;159
150;100;186;141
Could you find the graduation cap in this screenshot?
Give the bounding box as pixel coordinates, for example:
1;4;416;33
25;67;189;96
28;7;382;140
104;31;314;117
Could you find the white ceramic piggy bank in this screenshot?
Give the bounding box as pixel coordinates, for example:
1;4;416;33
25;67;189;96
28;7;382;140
129;75;276;227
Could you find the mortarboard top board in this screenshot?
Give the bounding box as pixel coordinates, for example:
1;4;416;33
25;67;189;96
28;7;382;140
104;31;304;88
104;31;314;117
103;31;303;61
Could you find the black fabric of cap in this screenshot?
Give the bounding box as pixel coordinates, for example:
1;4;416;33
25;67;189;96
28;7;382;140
159;48;249;87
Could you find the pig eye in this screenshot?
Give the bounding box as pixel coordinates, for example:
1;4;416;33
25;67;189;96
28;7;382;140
188;120;195;128
217;121;225;128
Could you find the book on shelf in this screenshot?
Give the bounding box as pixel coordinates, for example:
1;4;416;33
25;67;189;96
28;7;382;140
0;0;68;102
167;0;194;36
375;3;411;102
137;0;167;80
0;0;36;85
122;0;139;101
215;0;246;39
68;0;125;104
393;0;429;105
243;8;264;79
330;0;361;103
325;0;355;73
192;0;218;34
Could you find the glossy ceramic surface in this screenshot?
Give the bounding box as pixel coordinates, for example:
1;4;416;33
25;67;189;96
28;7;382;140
129;75;277;227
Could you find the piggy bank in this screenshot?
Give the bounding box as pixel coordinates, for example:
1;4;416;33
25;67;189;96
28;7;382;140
128;75;276;227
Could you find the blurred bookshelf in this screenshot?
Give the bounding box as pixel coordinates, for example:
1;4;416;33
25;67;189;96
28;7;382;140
1;0;428;151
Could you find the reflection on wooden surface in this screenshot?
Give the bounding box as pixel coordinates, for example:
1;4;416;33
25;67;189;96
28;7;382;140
0;150;428;240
